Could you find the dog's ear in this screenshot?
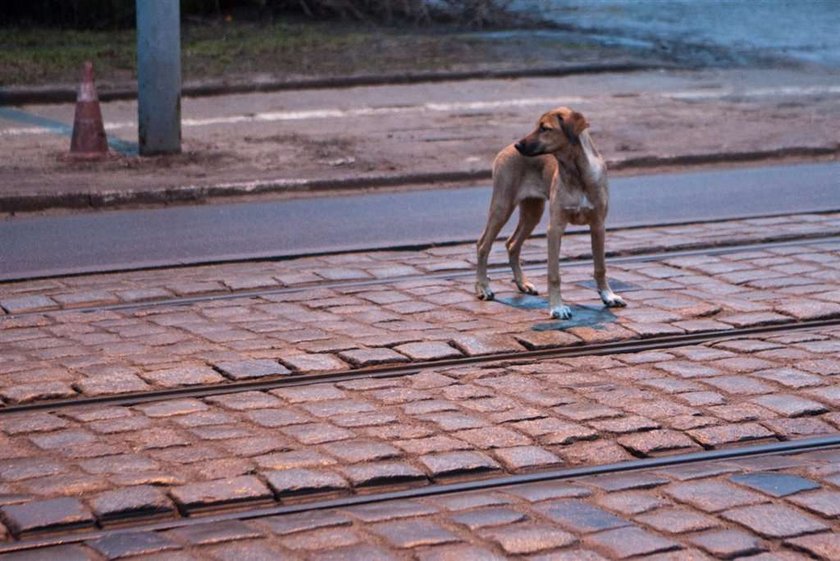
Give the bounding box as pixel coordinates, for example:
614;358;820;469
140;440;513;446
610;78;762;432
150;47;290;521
561;111;588;144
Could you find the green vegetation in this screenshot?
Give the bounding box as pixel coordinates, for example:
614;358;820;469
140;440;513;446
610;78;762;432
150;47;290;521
0;18;555;87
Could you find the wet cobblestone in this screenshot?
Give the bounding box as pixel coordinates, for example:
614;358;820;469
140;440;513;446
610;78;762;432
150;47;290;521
1;448;837;559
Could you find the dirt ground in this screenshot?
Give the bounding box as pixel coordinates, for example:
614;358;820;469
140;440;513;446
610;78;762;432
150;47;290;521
1;63;838;214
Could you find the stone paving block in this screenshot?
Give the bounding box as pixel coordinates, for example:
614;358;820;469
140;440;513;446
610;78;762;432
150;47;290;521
729;473;820;497
419;451;501;478
688;422;776;447
73;372;153;396
450;334;524;356
258;511;352;538
787;489;840;518
90;485;175;522
449;506;527;530
664;480;767;512
205;391;283;410
263;469;349;497
280;353;350;373
751;394;828;417
584;526;681;559
655;361;722;378
87;531;180;559
0;497;94;536
687;529;766;558
320;440;400;463
481;523;577;554
785;532;840;561
537;500;630;533
270;384;348;403
369;519;460;548
140;365;225;387
596;492;664;516
344;500;437;523
426;493;512;515
718;312;790;327
415;544;507;561
28;429;96;450
169;476;273;513
751;367;824;389
0;545;97;561
52;291;119;307
115;287;174;302
722;503;829;538
0;382;77;404
212;359;291;380
394;342;462;361
420;411;487;431
635;507;720;534
704;375;776;395
514;330;582;350
1;412;69;435
337;347;411;367
511;417;596;444
453;426;531;448
491;446;562;471
341;461;428;488
277;526;363;551
203;541;297;561
589;415;661;434
281;422;354;445
0;295;58;314
307;543;400;561
617;429;701;456
166;519;263;545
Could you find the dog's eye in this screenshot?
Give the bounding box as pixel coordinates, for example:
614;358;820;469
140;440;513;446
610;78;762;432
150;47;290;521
539;125;549;132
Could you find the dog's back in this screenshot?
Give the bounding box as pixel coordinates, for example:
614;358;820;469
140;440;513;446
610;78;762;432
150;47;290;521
492;143;555;203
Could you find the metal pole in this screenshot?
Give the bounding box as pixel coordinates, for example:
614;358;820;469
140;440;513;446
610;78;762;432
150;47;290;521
136;0;182;155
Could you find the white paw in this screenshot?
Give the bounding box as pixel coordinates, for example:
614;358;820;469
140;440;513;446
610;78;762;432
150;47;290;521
600;290;627;308
550;305;573;320
475;282;495;301
515;280;539;295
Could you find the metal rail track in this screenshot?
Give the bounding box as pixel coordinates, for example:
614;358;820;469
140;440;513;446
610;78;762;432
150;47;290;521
2;317;838;416
2;233;838;319
1;434;837;552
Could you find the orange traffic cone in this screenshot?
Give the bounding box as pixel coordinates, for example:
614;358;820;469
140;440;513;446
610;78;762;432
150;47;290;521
68;61;108;159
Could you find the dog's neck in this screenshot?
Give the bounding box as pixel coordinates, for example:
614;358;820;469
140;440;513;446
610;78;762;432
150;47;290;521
552;131;605;187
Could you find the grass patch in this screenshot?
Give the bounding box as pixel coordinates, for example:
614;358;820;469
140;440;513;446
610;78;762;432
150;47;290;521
0;17;625;87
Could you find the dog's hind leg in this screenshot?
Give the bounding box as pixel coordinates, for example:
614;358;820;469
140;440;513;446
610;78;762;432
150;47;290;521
476;198;515;301
506;198;544;295
591;220;626;308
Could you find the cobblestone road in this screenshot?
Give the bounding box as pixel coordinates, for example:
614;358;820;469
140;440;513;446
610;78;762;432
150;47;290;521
0;213;838;558
0;324;838;536
1;446;838;560
0;215;838;405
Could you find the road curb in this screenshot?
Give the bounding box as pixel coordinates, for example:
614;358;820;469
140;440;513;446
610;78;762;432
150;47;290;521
1;146;837;214
0;63;666;106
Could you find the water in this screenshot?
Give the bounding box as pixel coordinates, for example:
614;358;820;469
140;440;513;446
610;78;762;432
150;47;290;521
512;0;840;68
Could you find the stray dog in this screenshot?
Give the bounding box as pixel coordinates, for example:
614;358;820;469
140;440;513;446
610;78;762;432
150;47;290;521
475;107;626;319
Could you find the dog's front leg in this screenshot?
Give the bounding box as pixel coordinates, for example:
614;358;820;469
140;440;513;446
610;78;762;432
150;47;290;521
591;219;626;308
547;206;571;319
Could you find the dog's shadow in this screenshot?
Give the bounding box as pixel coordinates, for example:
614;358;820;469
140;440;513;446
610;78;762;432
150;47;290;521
496;294;617;331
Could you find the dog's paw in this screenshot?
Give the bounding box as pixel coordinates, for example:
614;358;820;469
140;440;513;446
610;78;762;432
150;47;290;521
550;305;573;320
475;282;495;301
514;280;539;295
600;290;627;308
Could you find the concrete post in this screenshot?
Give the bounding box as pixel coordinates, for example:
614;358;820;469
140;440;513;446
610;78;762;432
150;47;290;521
136;0;182;155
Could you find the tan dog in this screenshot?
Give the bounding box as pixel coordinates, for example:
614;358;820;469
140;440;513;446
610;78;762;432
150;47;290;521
475;107;626;319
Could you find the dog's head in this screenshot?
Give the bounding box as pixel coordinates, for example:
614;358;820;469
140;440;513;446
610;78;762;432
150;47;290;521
514;107;589;157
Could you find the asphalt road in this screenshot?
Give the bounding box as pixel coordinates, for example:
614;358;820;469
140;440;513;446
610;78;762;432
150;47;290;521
1;162;838;281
